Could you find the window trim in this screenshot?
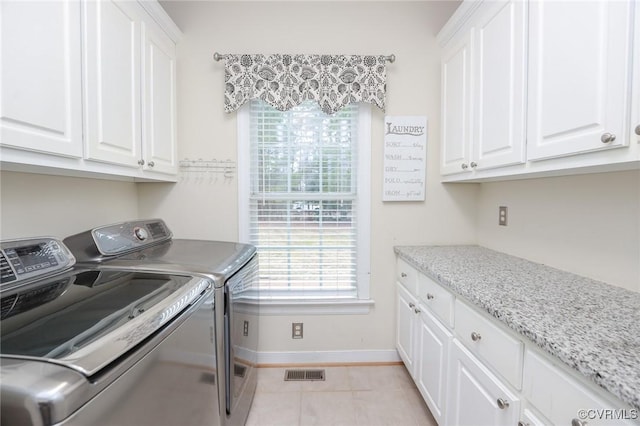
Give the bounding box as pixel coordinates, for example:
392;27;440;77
237;101;372;308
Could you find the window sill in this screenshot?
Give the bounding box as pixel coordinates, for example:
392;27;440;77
234;298;374;315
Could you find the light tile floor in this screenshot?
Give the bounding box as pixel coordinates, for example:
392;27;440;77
246;365;437;426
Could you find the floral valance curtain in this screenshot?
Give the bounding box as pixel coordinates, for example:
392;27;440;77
223;54;387;115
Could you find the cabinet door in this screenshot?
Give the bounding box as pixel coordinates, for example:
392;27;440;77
523;349;637;426
446;340;520;426
472;0;526;170
0;0;82;157
632;2;640;145
396;283;417;376
527;0;634;161
440;30;474;175
416;309;451;426
83;0;143;167
142;22;177;175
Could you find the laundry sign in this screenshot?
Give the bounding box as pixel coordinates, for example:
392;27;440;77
383;116;427;201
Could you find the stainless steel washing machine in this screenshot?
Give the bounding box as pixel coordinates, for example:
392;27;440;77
63;219;259;426
0;237;221;425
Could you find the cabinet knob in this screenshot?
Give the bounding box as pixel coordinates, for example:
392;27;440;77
414;308;421;314
401;272;407;278
470;162;478;168
148;161;155;167
461;163;468;170
138;159;145;166
600;132;616;143
635;124;640;136
496;398;509;410
471;331;482;342
426;293;435;300
571;419;587;426
408;302;415;308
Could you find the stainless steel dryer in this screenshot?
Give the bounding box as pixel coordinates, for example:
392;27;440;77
0;237;220;425
63;219;259;426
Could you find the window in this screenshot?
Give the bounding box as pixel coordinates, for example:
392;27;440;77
238;100;371;304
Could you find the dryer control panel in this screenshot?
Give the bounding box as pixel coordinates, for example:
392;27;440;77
90;219;172;256
0;238;75;288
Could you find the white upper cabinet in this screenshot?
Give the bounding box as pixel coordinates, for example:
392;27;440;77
438;0;639;182
472;0;526;170
142;22;177;175
527;0;634;160
0;0;83;158
0;0;180;182
83;0;143;168
440;0;527;177
441;30;474;175
633;2;640;145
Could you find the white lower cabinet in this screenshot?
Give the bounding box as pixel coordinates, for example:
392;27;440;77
396;282;418;375
396;280;452;426
447;339;520;426
396;257;638;426
519;405;550;426
416;309;452;425
523;349;638;426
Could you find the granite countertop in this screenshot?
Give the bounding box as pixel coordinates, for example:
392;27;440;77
394;245;640;411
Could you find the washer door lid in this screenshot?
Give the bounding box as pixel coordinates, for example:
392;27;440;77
0;271;209;376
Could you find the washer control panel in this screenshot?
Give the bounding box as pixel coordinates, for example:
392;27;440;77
0;238;75;287
91;219;172;256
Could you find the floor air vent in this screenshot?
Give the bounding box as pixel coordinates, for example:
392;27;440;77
234;363;247;378
284;369;325;381
199;372;216;385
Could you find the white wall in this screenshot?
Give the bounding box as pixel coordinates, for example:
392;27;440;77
476;170;640;292
141;1;478;358
0;171;139;239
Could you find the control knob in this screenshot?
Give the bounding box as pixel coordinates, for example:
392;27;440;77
134;227;149;241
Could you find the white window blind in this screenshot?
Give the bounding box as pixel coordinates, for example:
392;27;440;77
247;100;364;299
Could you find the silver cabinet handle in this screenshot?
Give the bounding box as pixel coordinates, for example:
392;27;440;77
601;133;616;143
496;398;509;409
571;419;587;426
470;162;478;168
426;293;435;300
401;272;407;278
635;124;640;136
148;161;155;167
471;331;481;341
408;302;415;308
138;159;145;166
461;163;468;170
414;308;421;314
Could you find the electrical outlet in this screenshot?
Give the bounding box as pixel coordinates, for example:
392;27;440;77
243;320;249;337
499;206;508;226
292;322;303;339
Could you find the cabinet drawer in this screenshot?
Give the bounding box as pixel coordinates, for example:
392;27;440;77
417;273;454;328
396;258;418;294
523;349;637;426
455;299;524;389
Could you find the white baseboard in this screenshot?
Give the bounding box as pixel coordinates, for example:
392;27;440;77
256;349;401;365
